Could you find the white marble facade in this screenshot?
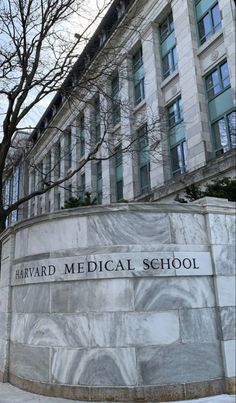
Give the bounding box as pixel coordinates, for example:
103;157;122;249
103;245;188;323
0;199;235;401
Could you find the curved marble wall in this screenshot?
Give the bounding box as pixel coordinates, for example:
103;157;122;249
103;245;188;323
0;201;235;401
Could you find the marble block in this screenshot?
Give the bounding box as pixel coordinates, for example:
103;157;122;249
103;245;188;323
134;277;215;311
89;311;179;347
51;347;137;386
220;307;236;340
222;340;236;377
211;245;236;275
168;213;208;245
0;339;8;372
216;276;236;307
51;278;134;313
137;342;223;385
208;214;235;245
10;313;89;347
12;284;50;313
179;308;218;342
10;342;50;382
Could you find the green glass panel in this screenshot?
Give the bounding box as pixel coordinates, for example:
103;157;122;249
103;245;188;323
169;122;185;147
209;88;233;121
196;0;216;20
161;31;176;57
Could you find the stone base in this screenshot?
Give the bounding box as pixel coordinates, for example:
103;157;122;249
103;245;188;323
9;374;226;402
0;370;9;383
226;377;236;395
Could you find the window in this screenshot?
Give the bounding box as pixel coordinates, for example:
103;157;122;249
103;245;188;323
170;141;187;176
212;111;236;155
46;152;51;183
79;115;85;157
54;142;61;179
133;47;145;105
159;12;178;80
160;12;174;42
65;131;72;170
167;96;186;176
31;170;36;193
114;145;123;201
205;61;230;100
96;161;102;204
137;124;150;193
167;97;183;127
94;96;101;141
80;173;85;200
37;161;44;190
196;1;221;45
162;46;178;79
111;75;121;126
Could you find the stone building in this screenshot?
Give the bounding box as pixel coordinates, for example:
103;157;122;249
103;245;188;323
3;0;236;220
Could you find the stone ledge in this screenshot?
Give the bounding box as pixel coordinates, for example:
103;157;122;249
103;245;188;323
226;377;236;395
0;370;8;383
8;374;226;402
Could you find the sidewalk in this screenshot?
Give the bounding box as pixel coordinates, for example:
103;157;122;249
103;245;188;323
0;383;235;403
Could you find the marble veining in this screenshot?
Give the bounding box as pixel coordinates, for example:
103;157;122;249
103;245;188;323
51;347;137;386
11;314;89;347
134;277;215;311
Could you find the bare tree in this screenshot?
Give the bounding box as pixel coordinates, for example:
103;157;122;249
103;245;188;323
0;0;164;232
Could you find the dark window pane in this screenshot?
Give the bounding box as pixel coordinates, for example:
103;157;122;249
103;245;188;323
171;145;181;174
116;180;123;201
212;3;221;32
172;46;178;70
168;99;182;127
228;111;236;148
221;62;230;88
213;118;229;153
198;13;211;44
140;164;150;192
162;54;170;78
206;69;221;98
160;19;169;42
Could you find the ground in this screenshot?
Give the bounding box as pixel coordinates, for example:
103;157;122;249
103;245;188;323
0;383;235;403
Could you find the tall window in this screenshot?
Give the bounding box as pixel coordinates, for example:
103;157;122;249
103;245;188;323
159;12;178;80
168;97;183;127
80;173;86;200
111;75;121;126
46;152;51;183
133;47;145;105
96;161;102;204
212;111;236;155
205;60;235;155
114;145;123;201
54;141;61;179
94;96;101;142
65;131;72;170
137;124;150;193
79;114;85;157
195;0;221;45
167;97;187;176
37;161;44;190
205;61;230;100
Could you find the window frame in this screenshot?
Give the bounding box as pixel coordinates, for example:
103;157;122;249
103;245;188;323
111;74;121;127
132;46;145;106
205;61;230;101
211;109;236;156
196;1;221;45
96;160;102;204
160;12;174;43
167;96;183;128
137;123;150;194
114;144;123;201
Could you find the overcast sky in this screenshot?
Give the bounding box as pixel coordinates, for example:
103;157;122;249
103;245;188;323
0;0;111;140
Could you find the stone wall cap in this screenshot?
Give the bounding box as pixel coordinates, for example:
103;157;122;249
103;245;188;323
1;199;235;239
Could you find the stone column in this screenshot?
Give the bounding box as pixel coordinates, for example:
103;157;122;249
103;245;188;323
0;230;14;382
172;0;211;171
197;197;236;394
142;24;165;189
119;57;135;200
219;0;236;105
